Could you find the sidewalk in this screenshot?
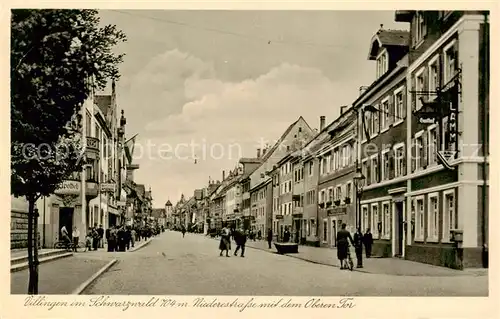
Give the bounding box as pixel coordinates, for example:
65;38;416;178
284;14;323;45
11;254;111;294
239;239;488;277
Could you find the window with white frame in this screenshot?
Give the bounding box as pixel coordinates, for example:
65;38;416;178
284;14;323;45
394;88;405;123
330;151;335;171
428;125;438;165
382;149;390;181
335;148;340;169
372;204;379;238
328;187;334;203
382;202;391;239
311;219;317;236
345;145;351;166
414;133;424;171
381;98;390;130
371;155;379;183
322;157;327;175
415;197;425;241
346;182;352;200
362;205;369;231
371;111;379;136
326;155;331;173
444;40;458;83
443;190;456;241
377;50;388;78
336;186;342;201
413;12;427;46
362;159;369;184
429;57;439;99
415;68;425;110
394;144;405;177
427;194;439;241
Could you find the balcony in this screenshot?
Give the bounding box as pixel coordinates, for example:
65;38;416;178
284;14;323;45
86;136;100;159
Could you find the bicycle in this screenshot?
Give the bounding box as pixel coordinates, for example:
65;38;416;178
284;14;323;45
53;239;86;252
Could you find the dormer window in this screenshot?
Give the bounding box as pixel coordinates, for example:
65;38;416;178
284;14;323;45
376;50;388;78
412;12;427;47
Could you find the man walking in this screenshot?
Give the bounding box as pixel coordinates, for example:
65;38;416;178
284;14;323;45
353;227;364;268
234;228;247;257
364;228;373;258
267;228;273;249
97;224;104;248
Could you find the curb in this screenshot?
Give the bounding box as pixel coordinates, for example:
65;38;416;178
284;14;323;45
71;259;117;295
11;252;74;273
128;238;152;252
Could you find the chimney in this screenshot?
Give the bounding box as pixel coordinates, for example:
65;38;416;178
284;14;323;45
222;170;225;181
257;148;261;158
320;116;326;131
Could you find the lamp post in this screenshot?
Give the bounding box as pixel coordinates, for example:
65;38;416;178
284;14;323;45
353;168;366;230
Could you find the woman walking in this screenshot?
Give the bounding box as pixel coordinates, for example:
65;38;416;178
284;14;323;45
219;226;231;257
336;223;354;269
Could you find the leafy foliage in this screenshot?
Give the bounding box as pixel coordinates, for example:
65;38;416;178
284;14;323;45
11;9;126;198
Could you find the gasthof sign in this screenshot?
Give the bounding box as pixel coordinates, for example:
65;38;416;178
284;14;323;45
54;180;81;195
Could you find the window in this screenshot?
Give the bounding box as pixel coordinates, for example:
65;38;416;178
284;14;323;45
444;40;458;83
323;219;328;242
429;57;439;99
330;151;335;171
382;202;391;239
309;162;313;176
428;194;439;241
311;219;317;237
306;220;310;236
326;155;331;173
415;197;425;241
381;98;390;130
394;87;405;123
428;125;438;165
414;133;424;171
382;149;390;181
85;111;92;136
336;186;342;201
328;188;334;202
415;68;425;110
362;205;369;231
394;144;405;177
372;204;379;238
371;111;379;136
377;51;388;78
344;145;351;166
320;190;326;203
346;183;352;200
371;155;379;183
443;190;456;242
362;160;369;184
413;12;427;46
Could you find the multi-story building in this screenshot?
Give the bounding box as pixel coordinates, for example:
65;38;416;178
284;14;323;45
238;154;263;230
276;153;294;241
164;200;173;228
395;10;489;268
250;178;272;237
36;81;126;248
353;25;410;257
290;151;305;243
317;109;357;248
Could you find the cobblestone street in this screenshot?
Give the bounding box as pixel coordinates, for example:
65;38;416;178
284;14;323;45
83;231;488;296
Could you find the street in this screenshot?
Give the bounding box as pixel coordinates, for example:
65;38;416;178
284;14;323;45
83;231;488;296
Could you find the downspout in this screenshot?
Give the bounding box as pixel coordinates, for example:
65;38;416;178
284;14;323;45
481;11;489;267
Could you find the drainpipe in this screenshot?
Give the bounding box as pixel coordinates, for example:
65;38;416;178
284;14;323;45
481;11;489;268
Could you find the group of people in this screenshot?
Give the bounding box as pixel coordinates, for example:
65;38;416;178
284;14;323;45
336;224;374;269
217;226;274;257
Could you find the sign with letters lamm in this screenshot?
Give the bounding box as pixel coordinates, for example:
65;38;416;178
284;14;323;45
54;180;81;195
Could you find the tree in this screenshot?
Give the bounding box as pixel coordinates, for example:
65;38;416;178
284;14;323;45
11;9;126;294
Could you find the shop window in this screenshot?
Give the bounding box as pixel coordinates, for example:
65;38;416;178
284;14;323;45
362;205;369;231
382;202;391;239
372;204;379;238
415;197;425;241
427;194;439;241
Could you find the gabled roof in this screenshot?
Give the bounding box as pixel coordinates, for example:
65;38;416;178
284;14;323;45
368;29;409;60
165;200;172;206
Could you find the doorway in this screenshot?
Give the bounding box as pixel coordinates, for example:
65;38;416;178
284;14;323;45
294;219;301;243
331;219;337;247
395;202;404;257
59;207;74;239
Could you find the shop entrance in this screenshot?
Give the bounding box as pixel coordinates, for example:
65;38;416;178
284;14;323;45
395;201;404;257
59;207;74;239
331;219;337;247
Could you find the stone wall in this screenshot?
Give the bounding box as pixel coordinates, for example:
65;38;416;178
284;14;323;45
11;196;40;249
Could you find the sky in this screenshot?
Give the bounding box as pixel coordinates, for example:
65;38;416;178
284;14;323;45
97;10;409;208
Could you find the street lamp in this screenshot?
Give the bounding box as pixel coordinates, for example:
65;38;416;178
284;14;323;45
352;168;366;230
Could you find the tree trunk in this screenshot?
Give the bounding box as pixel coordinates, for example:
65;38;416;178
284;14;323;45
33;206;40;294
27;195;35;294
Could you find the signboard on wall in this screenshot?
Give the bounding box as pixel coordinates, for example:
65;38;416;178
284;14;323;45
100;183;116;193
54;180;81;195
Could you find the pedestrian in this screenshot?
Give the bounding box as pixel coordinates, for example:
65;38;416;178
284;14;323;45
85;229;93;252
97;224;104;248
181;225;186;238
107;226;116;252
219;226;231;257
131;228;136;248
353;227;364;268
71;226;80;252
364;228;373;258
267;228;273;249
283;227;290;243
125;226;132;250
258;229;262;240
92;227;99;251
117;226;126;252
234;228;247;257
336;223;354;270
